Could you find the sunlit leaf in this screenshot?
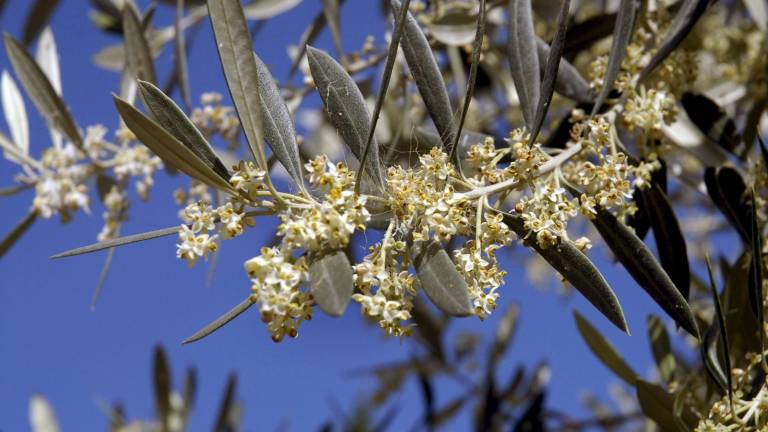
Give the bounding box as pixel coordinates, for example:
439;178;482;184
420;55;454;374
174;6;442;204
426;4;476;46
413;241;473;317
122;2;156;84
574;311;638;385
1;71;29;160
183;298;255;344
29;395;60;432
4;34;81;147
309;250;354;317
243;0;302;20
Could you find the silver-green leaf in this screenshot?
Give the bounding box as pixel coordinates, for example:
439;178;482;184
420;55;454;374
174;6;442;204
414;241;473;317
183;297;255;344
507;0;540;130
309;250;354;317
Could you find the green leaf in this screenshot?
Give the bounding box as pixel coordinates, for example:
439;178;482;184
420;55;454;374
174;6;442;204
507;0;540;130
122;2;156;84
153;346;172;429
50;225;179;259
641;184;690;300
309;250;354;317
638;0;712;82
574;311;637;385
589;205;699;337
22;0;61;46
113;95;236;193
306;46;385;188
183;297;255;344
647;315;676;384
529;0;569;144
500;211;628;332
0;211;36;260
413;241;473;317
450;0;485;163
252;53;305;188
592;0;639;115
393;0;456;150
4;33;81;148
356;0;410;190
206;0;268;170
174;0;192;112
137;80;231;180
636;379;699;430
535;38;593;104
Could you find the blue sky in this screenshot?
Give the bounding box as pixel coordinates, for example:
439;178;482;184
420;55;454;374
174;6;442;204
0;1;701;430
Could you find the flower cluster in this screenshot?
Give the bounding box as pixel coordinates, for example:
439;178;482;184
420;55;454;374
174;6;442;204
190;92;241;147
175;200;248;267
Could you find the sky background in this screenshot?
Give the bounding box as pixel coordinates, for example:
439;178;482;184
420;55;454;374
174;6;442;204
0;1;718;430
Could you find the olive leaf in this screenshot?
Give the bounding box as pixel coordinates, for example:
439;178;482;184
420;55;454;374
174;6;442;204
29;395;61;432
0;211;37;260
636;380;699;430
500;211;628;332
704;254;733;400
704;166;750;244
183;297;255;344
722;253;762;367
122;2;156;84
90;243;116;310
252;53;305;189
392;0;456;150
647;315;676;384
309;250;354;317
287;0;347;78
749;192;765;343
242;0;302;20
213;373;238;432
450;0;485;163
681;93;740;154
1;71;29;161
174;0;192;112
426;4;477;46
535;38;593;104
511;392;545;432
153;346;172;429
22;0;61;45
306;46;385;188
207;0;269;172
356;0;410;190
507;0;540;131
638;0;712;82
137;80;231;180
4;33;82;148
489;303;519;368
574;311;638;385
113;95;236;193
413;241;473;317
640;184;690;300
321;0;344;61
592;0;639;115
180;367;197;426
588;205;699;337
529;0;569;144
50;225;179;259
35;28;62;96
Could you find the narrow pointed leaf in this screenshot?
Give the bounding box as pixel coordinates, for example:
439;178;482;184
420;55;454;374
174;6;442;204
90;245;116;310
206;0;268;170
321;0;344;61
51;225;179;259
309;250;354;317
287;0;347;78
706;255;733;401
1;71;29;157
183;298;254;344
647;315;676;384
641;184;690;300
574;311;637;384
357;0;410;189
22;0;61;46
529;0;569;144
306;46;385;187
592;0;639;115
243;0;302;19
252;53;305;188
137;80;230;180
749;192;765;340
704;167;750;244
636;380;698;429
122;3;156;84
535;38;593;104
0;211;36;259
29;395;60;432
450;0;485;162
638;0;711;82
507;0;540;130
174;0;192;112
213;374;237;432
181;367;197;425
501;211;628;332
4;34;81;147
589;205;699;337
35;28;61;96
393;0;455;149
114;95;235;192
414;241;473;317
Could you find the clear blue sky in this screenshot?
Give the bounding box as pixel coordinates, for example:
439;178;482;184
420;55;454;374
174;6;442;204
0;1;695;430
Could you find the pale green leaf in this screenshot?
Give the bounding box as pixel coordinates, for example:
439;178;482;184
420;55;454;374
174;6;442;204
414;241;473;317
309;250;354;317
